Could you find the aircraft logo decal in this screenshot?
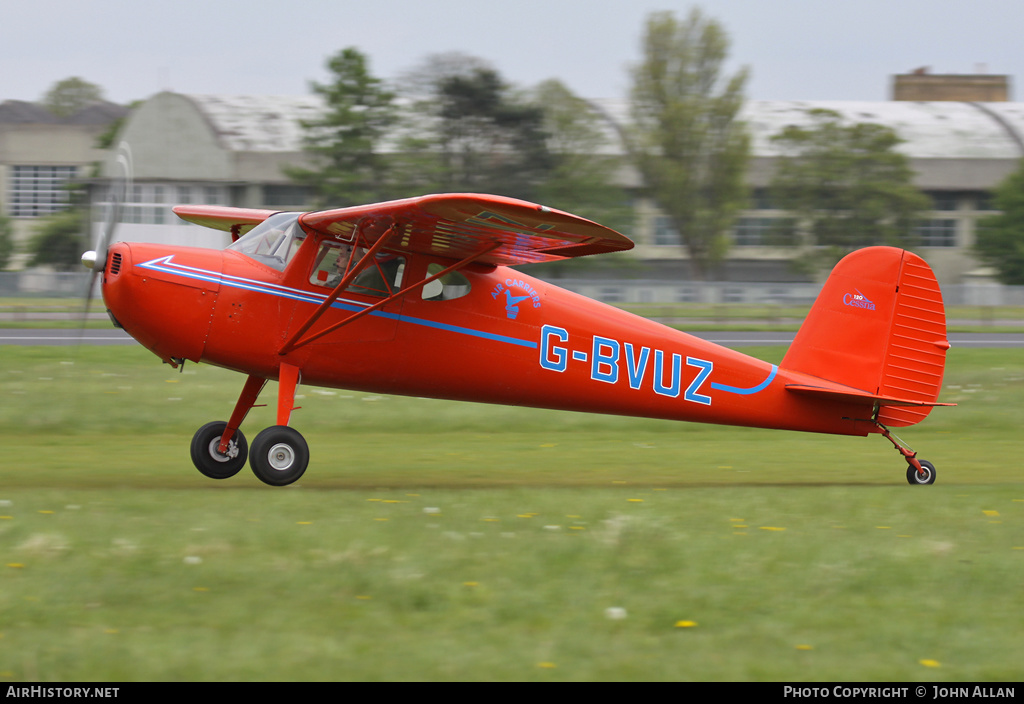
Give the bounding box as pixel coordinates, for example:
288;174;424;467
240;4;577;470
491;278;541;319
843;289;876;311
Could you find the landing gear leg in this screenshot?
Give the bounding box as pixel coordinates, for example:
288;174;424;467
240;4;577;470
190;375;266;480
218;375;267;455
249;362;309;486
875;421;936;485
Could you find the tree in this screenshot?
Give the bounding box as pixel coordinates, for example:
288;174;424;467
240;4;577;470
530;80;631;234
399;53;554;201
769;108;928;272
289;48;398;207
0;213;14;270
41;77;105;118
27;209;88;271
975;159;1024;285
629;9;750;279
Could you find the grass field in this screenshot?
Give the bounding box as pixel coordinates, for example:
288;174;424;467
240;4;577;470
0;345;1022;681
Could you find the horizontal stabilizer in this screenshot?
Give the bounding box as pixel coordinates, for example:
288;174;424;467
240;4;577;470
785;382;956;408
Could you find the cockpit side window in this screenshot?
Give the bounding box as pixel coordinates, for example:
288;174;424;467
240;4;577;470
228;212;306;271
309;240;405;297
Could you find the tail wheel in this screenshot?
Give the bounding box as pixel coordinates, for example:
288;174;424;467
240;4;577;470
190;421;247;479
906;460;936;485
250;425;309;486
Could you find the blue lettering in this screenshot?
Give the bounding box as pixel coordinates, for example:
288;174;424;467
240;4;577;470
540;325;568;372
685;357;714;405
653;350;682;397
624;343;650;390
591;336;620;384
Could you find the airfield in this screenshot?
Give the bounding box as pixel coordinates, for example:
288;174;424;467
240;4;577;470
1;340;1021;681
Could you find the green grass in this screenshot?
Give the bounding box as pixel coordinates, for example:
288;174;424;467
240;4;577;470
0;346;1022;681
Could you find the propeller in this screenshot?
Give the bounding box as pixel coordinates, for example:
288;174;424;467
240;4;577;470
81;142;132;319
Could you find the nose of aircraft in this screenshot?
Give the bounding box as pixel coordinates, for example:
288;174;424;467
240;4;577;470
101;242;222;366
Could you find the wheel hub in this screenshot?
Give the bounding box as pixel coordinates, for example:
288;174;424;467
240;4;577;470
207;437;238;462
267;443;295;471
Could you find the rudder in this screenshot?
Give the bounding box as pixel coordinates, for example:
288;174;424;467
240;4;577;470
781;247;951;427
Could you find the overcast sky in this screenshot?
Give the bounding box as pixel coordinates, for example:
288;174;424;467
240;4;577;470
2;0;1021;105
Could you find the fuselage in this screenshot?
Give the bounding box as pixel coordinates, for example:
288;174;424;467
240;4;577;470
102;237;876;438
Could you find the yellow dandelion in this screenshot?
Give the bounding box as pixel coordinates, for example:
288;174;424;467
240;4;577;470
7;563;24;569
759;526;786;531
463;581;479;587
674;620;698;628
983;510;1000;517
537;662;557;669
795;644;814;651
296;521;312;525
919;659;941;668
628;498;644;503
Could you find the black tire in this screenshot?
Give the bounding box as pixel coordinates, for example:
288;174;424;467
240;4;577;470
906;460;936;485
190;421;248;479
250;425;309;486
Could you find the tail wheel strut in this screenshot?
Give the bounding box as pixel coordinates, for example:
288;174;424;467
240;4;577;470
874;421;936;485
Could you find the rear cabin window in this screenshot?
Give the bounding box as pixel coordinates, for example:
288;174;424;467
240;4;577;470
421;263;471;301
309;241;405;297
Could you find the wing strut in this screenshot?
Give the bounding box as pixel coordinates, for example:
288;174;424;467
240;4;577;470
278;222;398;355
278;236;501;356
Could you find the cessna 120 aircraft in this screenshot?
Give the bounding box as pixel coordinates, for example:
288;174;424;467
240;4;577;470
82;188;952;487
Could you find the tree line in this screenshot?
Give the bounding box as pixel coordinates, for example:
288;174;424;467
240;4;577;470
5;8;1023;284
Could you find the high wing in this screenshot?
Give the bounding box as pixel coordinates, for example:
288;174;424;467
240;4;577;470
175;194;633;265
172;205;279;239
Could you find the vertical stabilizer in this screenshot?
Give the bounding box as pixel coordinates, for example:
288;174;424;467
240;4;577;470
781;247;951;426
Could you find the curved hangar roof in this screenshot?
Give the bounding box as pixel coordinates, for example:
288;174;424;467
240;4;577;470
125;92;1024;168
743;100;1024;159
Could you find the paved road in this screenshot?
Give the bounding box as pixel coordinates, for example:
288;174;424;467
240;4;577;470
3;329;1023;348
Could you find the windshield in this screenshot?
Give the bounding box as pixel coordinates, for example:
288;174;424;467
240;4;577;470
227;212;306;271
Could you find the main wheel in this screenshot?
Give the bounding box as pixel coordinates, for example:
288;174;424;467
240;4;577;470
190;421;247;479
906;459;936;485
250;425;309;486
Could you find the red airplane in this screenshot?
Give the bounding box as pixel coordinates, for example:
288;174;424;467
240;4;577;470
83;192;953;486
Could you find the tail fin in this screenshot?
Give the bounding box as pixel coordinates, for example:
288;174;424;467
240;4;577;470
781;247;952;427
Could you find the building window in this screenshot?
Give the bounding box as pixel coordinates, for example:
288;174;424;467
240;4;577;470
752;188;776;210
974;192;995;211
653;215;678;246
7;165;78;217
915;219;957;247
928;192;958;211
733;217;795;246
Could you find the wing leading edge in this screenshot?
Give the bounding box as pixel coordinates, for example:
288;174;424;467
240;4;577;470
175;194;633;266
